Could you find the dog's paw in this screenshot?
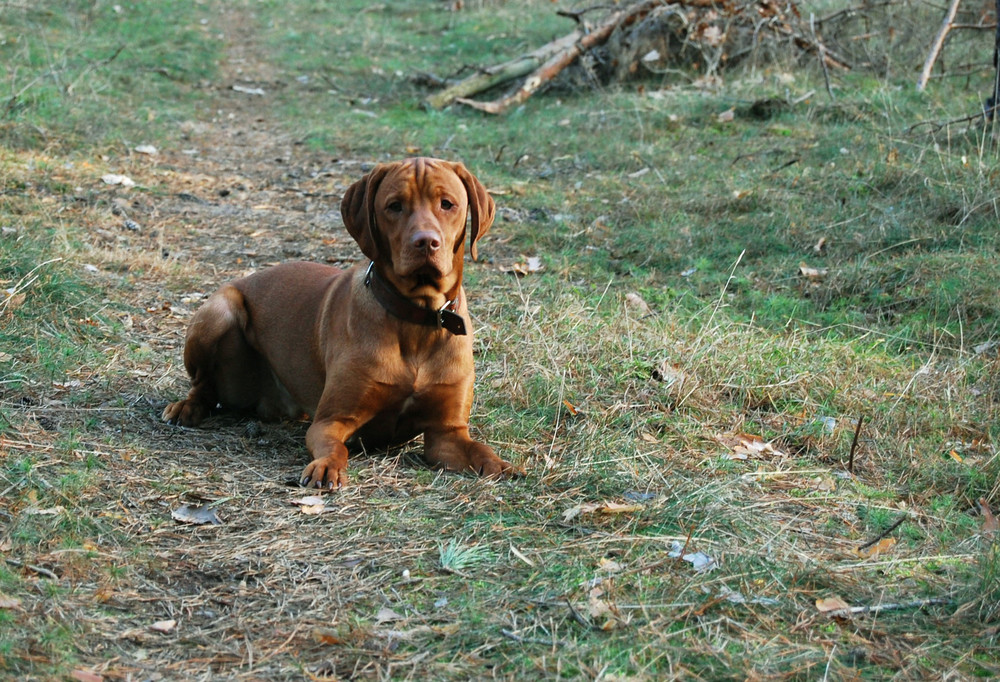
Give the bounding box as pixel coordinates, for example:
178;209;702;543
300;456;349;490
161;399;208;427
467;442;523;479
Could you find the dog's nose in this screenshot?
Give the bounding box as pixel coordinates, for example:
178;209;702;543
411;231;442;253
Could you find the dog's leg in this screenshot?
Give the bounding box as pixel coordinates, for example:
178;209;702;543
423;426;518;477
162;285;267;426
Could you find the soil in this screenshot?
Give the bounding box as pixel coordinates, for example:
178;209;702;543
6;8;493;680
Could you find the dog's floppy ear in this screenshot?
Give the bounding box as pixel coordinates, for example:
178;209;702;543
451;161;496;262
341;164;392;262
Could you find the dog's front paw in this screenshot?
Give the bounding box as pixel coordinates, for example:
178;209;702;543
162;398;208;427
470;443;523;478
300;456;349;490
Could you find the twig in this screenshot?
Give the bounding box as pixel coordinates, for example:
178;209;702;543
564;597;598;630
917;0;963;92
847;414;863;474
810;13;834;100
825;596;952;618
5;558;59;581
858;513;907;551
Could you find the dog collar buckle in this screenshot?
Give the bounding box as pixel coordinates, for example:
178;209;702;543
436;299;466;335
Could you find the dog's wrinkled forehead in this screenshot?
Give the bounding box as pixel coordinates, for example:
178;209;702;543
379;158;466;203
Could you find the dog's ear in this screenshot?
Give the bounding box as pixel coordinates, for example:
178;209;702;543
451;162;496;261
341;164;392;262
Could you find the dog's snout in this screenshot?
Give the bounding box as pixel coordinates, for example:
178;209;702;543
411;230;442;253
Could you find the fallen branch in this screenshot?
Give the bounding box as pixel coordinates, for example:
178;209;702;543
456;0;661;114
917;0;963;92
825;596;952;618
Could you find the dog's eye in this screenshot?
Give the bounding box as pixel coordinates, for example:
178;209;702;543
440;199;455;210
386;200;403;213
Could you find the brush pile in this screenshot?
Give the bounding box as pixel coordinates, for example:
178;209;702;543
426;0;847;112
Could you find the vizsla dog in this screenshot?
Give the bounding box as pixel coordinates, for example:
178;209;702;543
162;157;518;488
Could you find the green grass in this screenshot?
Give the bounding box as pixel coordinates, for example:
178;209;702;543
1;0;218;151
1;0;999;679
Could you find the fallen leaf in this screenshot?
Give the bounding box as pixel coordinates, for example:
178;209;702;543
625;292;651;315
798;263;828;282
561;500;643;522
948;450;964;464
232;84;266;96
597;501;644;514
815;596;850;613
599;558;623;573
0;595;22;610
101;174;135;187
980;497;998;537
717;108;735;123
376;607;403;624
561;399;580;416
312;628;344;645
651;360;686;387
171;503;222;526
150;619;177;633
70;671;103;682
291;495;326;515
813;236;827;253
855;537;896;559
24;506;65;516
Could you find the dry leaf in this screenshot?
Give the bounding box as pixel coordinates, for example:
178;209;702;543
798;263;828;282
171;503;222;526
70;671;103;682
312;628;344;645
562;500;643;522
717;108;735;123
101;174;135;187
855;537;896;559
291;495;326;515
815;596;850;613
980;497;998;537
948;450;964;464
599;558;624;573
0;595;22;610
813;236;827;253
625;292;651;315
376;607;403;624
597;501;644;514
150;619;177;633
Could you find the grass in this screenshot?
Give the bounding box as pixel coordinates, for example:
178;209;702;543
1;0;999;679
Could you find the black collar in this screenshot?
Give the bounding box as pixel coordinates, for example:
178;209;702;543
364;262;467;336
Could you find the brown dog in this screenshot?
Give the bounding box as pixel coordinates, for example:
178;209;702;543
162;158;518;488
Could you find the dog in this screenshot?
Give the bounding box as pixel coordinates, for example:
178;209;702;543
162;157;519;488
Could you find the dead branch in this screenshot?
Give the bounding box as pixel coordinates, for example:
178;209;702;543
458;0;661;114
917;0;963;92
428;0;849;114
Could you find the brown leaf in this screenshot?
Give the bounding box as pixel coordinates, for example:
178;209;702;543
798;263;828;282
980;497;999;537
815;596;850;613
625;292;651;315
855;537;896;559
0;595;22;610
70;671;103;682
150;619;177;633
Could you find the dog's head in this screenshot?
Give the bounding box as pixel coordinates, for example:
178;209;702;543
341;158;495;297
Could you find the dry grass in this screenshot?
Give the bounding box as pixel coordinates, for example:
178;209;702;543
2;2;999;680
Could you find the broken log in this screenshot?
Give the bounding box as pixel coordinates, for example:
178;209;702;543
457;0;661;114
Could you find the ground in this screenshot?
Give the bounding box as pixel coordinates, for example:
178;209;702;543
2;2;999;681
